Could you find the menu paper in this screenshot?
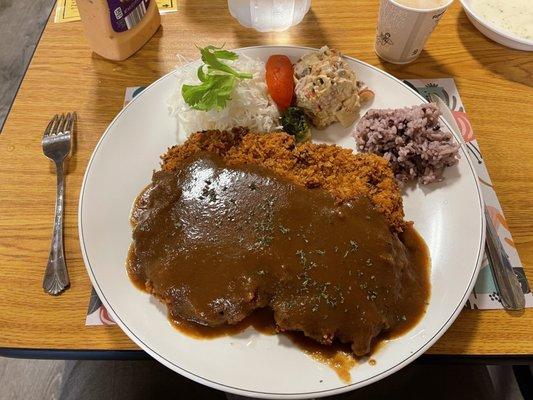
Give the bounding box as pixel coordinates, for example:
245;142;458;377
54;0;177;24
85;78;532;326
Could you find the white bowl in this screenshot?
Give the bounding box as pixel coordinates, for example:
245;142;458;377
460;0;533;51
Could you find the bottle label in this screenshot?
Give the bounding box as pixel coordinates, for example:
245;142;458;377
107;0;151;32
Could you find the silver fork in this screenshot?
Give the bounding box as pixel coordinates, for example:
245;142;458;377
42;112;76;295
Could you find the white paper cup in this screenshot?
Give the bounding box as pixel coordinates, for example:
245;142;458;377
375;0;453;64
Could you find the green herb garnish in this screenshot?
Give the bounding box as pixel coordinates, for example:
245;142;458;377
181;45;252;111
281;107;312;143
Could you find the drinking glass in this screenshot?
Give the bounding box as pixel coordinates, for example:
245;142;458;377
228;0;312;32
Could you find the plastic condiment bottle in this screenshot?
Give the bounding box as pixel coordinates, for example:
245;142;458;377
77;0;161;61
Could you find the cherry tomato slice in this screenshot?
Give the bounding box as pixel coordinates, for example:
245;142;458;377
266;55;294;112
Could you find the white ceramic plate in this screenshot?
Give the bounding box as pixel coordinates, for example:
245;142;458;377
79;46;484;399
460;0;533;51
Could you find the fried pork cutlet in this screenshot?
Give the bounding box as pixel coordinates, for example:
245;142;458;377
161;127;405;231
126;128;430;358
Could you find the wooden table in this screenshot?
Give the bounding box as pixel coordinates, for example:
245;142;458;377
0;0;531;361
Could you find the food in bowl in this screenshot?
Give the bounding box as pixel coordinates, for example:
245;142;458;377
471;0;533;41
127;127;430;359
354;103;460;184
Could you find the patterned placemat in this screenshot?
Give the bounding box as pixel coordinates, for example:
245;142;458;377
85;78;532;326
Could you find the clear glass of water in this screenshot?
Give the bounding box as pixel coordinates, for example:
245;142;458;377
228;0;312;32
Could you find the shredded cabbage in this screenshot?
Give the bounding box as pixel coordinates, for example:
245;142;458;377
168;55;281;141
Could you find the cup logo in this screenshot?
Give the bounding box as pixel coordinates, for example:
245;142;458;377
377;32;394;46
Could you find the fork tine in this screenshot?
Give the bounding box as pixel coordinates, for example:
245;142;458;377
72;112;77;132
44;114;59;138
50;114;63;135
56;113;67;134
63;112;72;133
65;112;77;135
51;113;63;135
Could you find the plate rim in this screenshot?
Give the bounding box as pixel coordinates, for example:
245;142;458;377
78;45;486;399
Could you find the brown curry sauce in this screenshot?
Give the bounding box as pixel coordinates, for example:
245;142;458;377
127;153;430;382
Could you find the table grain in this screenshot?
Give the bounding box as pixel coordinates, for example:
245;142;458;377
0;0;531;356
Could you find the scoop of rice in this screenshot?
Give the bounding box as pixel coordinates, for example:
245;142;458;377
168;55;280;141
354;103;460;184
